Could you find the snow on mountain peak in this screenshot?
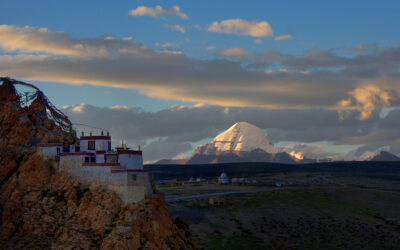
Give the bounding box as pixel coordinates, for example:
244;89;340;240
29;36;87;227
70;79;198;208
196;122;278;155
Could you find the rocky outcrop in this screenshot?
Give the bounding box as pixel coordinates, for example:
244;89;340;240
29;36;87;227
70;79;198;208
0;79;196;249
0;83;75;147
0;154;195;249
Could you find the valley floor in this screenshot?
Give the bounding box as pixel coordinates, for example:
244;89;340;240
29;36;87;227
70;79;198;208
159;173;400;249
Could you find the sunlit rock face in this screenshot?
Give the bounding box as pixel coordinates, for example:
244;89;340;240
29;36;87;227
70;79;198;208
195;122;279;155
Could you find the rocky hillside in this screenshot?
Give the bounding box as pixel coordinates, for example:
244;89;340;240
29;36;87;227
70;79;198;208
0;80;76;147
0;79;196;249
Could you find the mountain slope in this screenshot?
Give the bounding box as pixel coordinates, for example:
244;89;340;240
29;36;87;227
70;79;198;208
171;122;308;165
195;122;278;155
370;151;400;162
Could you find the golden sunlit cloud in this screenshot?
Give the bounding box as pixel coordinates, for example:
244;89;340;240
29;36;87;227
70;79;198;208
129;5;188;20
338;85;391;120
1;25;400;120
219;47;249;58
208;19;274;37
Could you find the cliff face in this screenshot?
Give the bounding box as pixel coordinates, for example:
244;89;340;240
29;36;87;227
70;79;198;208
0;80;195;249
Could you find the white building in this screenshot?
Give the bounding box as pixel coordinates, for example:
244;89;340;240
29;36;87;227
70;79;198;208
37;143;62;159
218;172;229;184
38;133;152;203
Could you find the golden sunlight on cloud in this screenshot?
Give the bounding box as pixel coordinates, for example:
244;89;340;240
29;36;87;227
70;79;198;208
208;19;274;37
1;25;400;114
71;103;85;113
338;85;391;120
0;25;77;55
290;151;304;160
0;25;110;57
219;47;249;58
129;5;188;20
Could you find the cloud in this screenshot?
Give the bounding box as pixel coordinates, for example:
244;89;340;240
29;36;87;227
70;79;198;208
274;34;293;41
347;43;380;53
0;24;143;57
165;24;185;33
142;139;193;162
207;19;274;37
219;47;249;58
160;42;179;49
338;85;391;120
206;46;216;51
192;24;202;30
129;5;188;20
1;25;400;118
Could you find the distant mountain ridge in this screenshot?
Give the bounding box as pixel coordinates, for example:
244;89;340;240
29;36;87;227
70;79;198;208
156;122;315;165
370;151;400;162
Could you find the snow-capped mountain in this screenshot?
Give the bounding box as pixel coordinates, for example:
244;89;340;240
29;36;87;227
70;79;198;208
195;122;279;155
155;122;316;165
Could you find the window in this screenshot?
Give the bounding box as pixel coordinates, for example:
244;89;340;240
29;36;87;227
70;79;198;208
108;141;111;151
62;146;70;153
105;155;117;163
84;156;90;163
56;148;60;155
130;175;137;181
75;145;80;152
88;141;95;150
90;156;96;163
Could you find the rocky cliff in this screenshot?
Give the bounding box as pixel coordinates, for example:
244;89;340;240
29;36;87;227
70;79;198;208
0;80;195;249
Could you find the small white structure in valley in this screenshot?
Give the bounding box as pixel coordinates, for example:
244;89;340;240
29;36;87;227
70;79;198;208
37;132;152;203
218;172;229;184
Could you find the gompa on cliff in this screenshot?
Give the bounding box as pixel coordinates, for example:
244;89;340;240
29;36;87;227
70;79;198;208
38;132;152;203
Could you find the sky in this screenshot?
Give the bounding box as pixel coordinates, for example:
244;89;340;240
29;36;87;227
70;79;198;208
1;0;400;162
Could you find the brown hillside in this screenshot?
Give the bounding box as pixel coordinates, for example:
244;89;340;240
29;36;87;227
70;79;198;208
0;79;196;249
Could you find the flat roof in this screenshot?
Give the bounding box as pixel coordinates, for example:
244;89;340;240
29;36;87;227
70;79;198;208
80;136;111;140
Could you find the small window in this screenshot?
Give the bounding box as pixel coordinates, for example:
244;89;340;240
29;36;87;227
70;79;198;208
108;141;111;151
84;157;90;163
62;146;70;153
105;155;117;163
75;145;80;152
88;141;95;150
56;148;60;155
90;156;96;163
130;175;137;181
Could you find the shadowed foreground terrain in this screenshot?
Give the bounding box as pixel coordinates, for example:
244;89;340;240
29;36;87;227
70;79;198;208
167;187;400;249
150;161;400;249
